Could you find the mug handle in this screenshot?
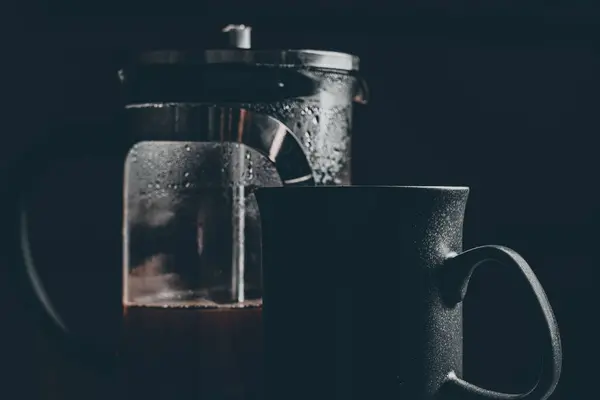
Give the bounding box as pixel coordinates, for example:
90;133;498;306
438;245;562;400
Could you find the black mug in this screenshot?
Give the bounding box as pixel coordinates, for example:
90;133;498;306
256;186;561;400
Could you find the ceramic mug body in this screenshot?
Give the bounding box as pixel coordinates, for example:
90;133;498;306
257;186;561;400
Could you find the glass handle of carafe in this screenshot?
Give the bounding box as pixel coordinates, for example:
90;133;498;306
19;208;69;332
9;133;126;369
11;138;73;340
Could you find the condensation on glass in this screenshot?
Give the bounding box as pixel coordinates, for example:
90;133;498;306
123;140;283;308
120;36;367;309
122;107;316;308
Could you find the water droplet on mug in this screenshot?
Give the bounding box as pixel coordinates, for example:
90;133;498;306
185;145;191;151
184;172;190;177
185;182;191;188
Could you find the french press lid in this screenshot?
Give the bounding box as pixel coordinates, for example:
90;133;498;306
131;24;361;72
120;24;368;105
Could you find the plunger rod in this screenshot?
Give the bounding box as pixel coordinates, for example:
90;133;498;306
231;146;246;303
222;24;252;49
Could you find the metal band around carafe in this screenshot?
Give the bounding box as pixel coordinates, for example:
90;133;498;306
125;104;315;186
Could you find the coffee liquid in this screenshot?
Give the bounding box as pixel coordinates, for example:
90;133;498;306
121;299;263;400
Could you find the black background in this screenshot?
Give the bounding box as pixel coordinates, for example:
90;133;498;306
1;2;598;399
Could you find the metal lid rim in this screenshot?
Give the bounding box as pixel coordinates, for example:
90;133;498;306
133;49;360;71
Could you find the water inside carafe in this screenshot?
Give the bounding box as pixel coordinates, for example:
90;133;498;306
123;141;283;308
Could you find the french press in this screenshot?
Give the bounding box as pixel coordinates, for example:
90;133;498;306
121;25;368;309
15;24;368;365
